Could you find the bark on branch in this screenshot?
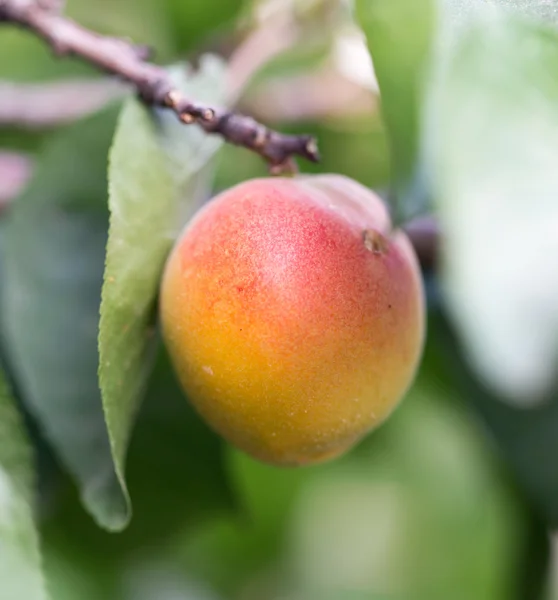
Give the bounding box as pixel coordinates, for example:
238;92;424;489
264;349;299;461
0;0;320;170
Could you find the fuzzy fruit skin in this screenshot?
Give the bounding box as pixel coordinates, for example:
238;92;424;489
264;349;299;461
160;175;425;466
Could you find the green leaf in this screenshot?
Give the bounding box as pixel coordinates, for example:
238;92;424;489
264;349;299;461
164;0;245;53
40;343;233;564
0;105;126;530
99;56;227;528
98;99;173;520
427;13;558;405
355;0;435;224
0;365;48;600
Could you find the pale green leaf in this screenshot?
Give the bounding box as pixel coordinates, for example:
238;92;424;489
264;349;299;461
98;56;227;525
0;366;48;600
428;13;558;404
444;0;558;28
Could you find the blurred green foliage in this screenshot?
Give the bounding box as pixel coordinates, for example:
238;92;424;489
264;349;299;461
1;0;558;599
164;0;246;54
356;0;434;223
176;369;527;600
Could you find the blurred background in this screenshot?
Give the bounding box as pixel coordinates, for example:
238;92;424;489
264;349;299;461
1;1;557;599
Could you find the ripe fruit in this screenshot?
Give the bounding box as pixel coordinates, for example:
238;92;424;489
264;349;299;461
160;175;424;466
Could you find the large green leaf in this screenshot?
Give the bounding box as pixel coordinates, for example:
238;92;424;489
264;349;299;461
443;0;558;28
426;307;558;531
41;343;233;566
98;99;173;517
98;56;227;527
354;0;558;225
355;0;435;224
0;365;48;600
0;105;125;530
427;13;558;405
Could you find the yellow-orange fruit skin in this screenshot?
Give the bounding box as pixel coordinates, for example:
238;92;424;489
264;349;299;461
160;175;425;466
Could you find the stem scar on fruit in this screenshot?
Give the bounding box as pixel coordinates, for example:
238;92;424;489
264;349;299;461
362;229;388;255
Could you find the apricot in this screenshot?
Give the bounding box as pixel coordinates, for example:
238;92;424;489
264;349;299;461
160;175;424;466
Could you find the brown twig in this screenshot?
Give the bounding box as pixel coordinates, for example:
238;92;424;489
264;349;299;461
241;67;377;123
0;152;33;208
0;80;123;128
403;215;440;271
0;0;319;171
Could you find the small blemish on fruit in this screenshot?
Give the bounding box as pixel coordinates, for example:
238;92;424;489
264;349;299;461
202;365;214;376
363;229;387;255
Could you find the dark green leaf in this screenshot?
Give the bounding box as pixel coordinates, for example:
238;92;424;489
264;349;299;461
98;56;227;527
125;342;235;539
164;0;244;53
41;343;233;562
0;105;126;530
427;307;558;529
355;0;435;223
427;14;558;405
513;508;550;600
0;365;48;600
0;0;174;82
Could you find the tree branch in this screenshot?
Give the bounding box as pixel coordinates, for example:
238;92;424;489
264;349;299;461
403;216;439;271
0;152;32;208
0;0;319;171
241;67;376;123
0;79;123;128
